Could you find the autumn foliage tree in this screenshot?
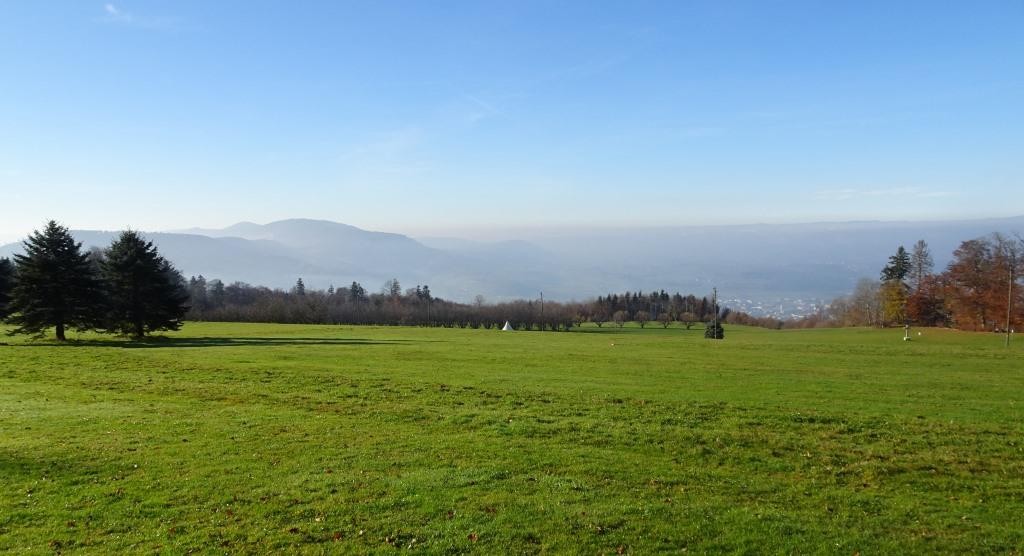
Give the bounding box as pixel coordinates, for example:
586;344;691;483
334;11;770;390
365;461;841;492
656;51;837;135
808;233;1022;332
945;234;1023;331
906;274;948;327
945;238;997;330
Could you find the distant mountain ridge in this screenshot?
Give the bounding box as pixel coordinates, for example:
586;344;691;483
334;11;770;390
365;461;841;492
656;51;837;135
2;216;1021;316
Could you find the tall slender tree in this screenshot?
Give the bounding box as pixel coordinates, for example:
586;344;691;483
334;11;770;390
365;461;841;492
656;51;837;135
8;221;102;340
101;230;189;339
384;278;402;299
909;240;934;292
348;281;366;303
187;275;208;314
0;257;14;320
208;279;225;308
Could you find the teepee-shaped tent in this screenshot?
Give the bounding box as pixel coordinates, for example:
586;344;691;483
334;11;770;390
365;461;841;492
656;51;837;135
501;321;513;331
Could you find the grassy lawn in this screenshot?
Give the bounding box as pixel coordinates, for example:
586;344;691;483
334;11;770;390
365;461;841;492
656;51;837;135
1;323;1022;553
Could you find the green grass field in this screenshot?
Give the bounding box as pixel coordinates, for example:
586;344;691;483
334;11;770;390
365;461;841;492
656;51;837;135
1;323;1022;553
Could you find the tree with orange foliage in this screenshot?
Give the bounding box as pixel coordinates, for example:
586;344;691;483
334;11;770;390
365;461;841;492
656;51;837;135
944;234;1023;331
906;274;948;326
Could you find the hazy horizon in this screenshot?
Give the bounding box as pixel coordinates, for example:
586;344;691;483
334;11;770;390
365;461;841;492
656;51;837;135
3;215;1021;316
2;213;1024;247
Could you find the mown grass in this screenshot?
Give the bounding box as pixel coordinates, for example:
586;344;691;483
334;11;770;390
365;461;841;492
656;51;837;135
1;323;1022;553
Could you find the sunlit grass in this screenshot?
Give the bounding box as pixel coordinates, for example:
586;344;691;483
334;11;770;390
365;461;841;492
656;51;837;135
1;323;1022;552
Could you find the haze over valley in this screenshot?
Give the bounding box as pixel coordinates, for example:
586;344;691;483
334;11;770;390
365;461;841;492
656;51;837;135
4;216;1020;317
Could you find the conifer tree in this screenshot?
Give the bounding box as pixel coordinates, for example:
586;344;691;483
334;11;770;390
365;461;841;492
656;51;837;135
348;281;366;303
292;277;306;296
188;275;208;312
881;246;912;283
880;245;912;325
101;230;189;339
208;279;225;308
704;322;724;339
8;221;102;340
0;257;14;320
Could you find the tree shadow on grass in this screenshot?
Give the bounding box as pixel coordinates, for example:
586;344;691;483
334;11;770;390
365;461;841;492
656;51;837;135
9;336;438;349
573;327;704;334
0;447;103;482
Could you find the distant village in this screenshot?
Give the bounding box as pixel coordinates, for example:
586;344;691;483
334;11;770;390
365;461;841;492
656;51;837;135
724;297;826;320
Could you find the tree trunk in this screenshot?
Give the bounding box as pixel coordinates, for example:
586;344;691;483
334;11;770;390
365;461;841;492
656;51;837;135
55;322;65;341
134;319;145;340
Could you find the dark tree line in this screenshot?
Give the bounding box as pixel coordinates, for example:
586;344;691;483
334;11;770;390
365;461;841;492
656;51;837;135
583;290;725;329
0;221;189;340
186;277;583;330
185;279;746;332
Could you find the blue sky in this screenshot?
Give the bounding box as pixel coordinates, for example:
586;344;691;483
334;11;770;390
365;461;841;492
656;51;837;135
1;1;1021;242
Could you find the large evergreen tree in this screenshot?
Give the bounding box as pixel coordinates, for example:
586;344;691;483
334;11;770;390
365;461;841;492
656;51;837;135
881;245;912;283
8;221;102;340
101;230;189;339
0;257;14;320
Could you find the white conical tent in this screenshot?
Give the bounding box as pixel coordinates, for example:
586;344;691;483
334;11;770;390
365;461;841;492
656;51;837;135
502;321;513;331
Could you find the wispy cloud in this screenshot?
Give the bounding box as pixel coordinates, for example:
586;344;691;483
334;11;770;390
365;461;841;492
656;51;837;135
463;94;499;115
556;53;631;80
814;187;957;202
456;93;514;126
338;127;430;177
103;3;130;21
99;3;189;31
341;127;423;161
